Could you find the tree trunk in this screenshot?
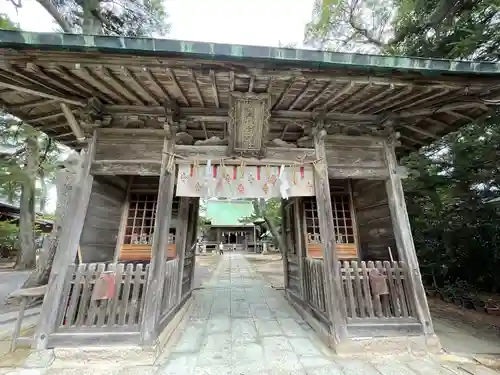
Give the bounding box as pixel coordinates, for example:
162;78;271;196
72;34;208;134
82;0;102;34
12;163;77;294
36;0;73;32
15;137;38;270
39;169;47;213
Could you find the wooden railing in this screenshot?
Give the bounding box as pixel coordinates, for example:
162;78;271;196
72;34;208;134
304;258;328;319
340;260;416;320
58;263;149;331
159;258;180;322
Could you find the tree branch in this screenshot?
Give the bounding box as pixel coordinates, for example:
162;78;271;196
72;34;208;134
36;0;73;32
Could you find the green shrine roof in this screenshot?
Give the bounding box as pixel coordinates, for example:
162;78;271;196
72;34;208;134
206;200;254;227
0;30;499;75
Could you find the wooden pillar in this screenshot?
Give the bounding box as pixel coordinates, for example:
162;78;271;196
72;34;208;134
294;198;306;299
175;196;190;303
188;198;200;291
34;135;97;349
113;176;133;263
140;137;176;344
281;199;290;290
383;139;434;335
313;127;348;346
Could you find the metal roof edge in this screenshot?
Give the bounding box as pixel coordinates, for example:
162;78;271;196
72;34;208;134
1;30;500;76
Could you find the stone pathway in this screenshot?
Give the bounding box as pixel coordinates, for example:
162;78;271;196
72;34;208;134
1;254;499;374
156;253;500;375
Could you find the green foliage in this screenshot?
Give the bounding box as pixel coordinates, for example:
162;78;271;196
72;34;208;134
0;220;19;257
305;0;500;60
5;0;170;36
0;13;18;30
240;198;282;229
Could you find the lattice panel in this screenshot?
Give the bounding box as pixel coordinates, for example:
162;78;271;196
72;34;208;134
303;180;358;259
124;193;175;245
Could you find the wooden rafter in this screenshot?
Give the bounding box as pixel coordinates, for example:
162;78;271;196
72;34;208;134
303;81;330;111
349;85;393;113
190;70;205;107
81;66;130;104
55;66;115;104
209;70;220;107
144;69;174;104
103;67;144;105
321;82;355;111
166;68;190;106
60;103;85;141
122;67;160;105
273;79;296;110
329;84;372;113
288;82;311;110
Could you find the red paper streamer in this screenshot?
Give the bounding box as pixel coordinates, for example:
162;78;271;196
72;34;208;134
257;166;261;180
300;167;304;179
233;166;237;180
213;165;217;178
190;165;194;177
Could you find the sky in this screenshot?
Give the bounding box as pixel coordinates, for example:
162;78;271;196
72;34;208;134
4;0;315;47
3;0;316;213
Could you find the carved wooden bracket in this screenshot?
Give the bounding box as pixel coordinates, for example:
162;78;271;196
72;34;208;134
227;92;271;158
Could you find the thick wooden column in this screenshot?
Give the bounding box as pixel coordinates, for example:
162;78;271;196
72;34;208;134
140;138;176;344
383;140;434;335
188;198;200;291
113;176;132;263
294;198;306;299
175;197;190;303
313;128;348;345
34;135;96;349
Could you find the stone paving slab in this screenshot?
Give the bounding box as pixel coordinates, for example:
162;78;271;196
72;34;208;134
0;254;499;375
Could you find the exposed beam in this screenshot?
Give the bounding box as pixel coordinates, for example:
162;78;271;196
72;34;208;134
81;66;130;104
248;76;255;93
329;83;371;113
201;121;209;139
60;103;85;142
348;85;393;113
303;81;331;111
447;110;475;122
401;123;439;140
144;68;174;104
288;82;311;110
166;68;190;106
190;70;205;107
0;77;85;106
209;70;220;107
102;105;379;122
11;99;57;111
55;66;115;104
273;79;296;110
122;67;160;105
321;82;354;111
103;67;145;105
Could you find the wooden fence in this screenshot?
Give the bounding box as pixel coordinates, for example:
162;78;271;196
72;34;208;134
304;258;328;319
57;263;149;331
159;258;180;322
340;260;416;320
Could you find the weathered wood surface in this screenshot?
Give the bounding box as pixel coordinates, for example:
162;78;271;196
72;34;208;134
304;258;328;321
94;129;164;161
313;128;348;344
114;177;132;262
140;138;176;344
352;180;396;260
91;160;162;176
57;263;148;331
175;197;190;303
80;176;125;263
293;198;306;299
34;135;96;349
383;140;434;335
340;260;416;320
160;259;180;322
185;198;199;294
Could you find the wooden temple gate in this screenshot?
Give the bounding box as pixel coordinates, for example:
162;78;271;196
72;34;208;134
1;29;499;352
